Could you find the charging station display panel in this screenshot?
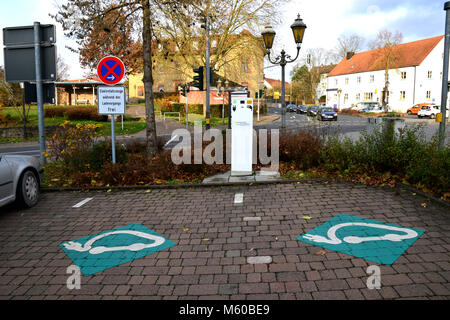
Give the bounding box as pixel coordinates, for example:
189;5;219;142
231;95;253;175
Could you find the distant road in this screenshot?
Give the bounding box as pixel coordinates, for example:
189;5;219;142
0;144;41;157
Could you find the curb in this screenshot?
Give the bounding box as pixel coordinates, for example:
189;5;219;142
41;179;450;208
41;178;331;193
395;182;450;208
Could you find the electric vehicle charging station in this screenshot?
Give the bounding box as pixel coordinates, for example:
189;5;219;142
231;91;254;176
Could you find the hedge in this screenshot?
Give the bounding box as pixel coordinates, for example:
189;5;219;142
44;107;108;122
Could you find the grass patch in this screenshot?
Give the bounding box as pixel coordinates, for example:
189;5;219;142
181;114;228;127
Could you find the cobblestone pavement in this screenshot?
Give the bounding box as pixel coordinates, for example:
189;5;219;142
0;182;449;300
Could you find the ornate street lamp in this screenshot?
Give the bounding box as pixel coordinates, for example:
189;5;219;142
262;14;307;128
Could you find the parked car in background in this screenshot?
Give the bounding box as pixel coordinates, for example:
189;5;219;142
407;103;435;115
296;105;308;114
307;105;319;117
287;104;297;112
358;105;385;114
317;107;338;121
417;105;449;119
0;155;43;208
353;102;380;112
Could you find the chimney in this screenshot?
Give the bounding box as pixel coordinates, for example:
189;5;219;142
346;52;355;60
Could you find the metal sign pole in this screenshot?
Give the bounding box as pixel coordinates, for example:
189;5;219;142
186;87;189;129
111;115;116;164
205;16;211;130
34;22;46;164
439;1;450;149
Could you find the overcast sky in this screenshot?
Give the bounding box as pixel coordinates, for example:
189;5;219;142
0;0;447;80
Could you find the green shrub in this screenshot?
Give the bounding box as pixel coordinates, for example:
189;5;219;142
279;129;323;170
44;107;66;118
66;108;108;122
87;141;128;171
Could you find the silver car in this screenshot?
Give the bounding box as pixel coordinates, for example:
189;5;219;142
0;155;43;208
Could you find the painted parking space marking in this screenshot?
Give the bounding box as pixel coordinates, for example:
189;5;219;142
60;224;176;276
247;256;272;264
72;198;94;208
243;217;262;222
234;193;244;204
297;214;424;265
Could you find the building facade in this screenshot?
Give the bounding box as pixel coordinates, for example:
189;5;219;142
326;35;449;113
128;30;265;102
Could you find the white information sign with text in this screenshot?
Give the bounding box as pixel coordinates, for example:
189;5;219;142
98;86;126;115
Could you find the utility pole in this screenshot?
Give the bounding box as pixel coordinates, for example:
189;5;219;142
439;1;450;149
34;22;46;164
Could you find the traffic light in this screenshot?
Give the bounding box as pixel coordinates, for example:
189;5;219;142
181;84;186;97
193;66;204;91
186;84;190;94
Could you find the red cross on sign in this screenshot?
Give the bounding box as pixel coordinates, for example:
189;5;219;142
97;56;125;85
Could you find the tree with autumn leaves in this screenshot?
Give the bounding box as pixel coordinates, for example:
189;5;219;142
52;0;191;157
52;0;285;157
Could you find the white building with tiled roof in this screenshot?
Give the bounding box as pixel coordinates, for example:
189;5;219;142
326;35;449;113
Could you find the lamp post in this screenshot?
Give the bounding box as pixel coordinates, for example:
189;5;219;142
261;14;307;129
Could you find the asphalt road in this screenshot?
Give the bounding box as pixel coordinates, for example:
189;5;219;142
1;109;448;157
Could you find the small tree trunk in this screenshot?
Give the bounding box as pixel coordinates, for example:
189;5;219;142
142;0;158;157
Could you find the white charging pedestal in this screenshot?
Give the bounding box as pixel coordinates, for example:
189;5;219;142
231;92;254;176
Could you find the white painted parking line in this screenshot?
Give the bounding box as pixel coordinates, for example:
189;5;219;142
72;198;93;208
243;217;262;222
247;256;273;264
234;193;244;204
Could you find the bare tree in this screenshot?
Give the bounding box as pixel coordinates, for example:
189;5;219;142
334;33;365;60
291;48;336;103
56;55;71;81
368;29;403;110
52;0;192;157
153;0;286;80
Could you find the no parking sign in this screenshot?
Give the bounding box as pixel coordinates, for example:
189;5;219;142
96;56;126;164
97;56;125;85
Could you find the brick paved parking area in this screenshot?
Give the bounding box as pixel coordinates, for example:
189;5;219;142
0;182;449;300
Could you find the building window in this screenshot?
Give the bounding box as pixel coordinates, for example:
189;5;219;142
137;86;144;97
345;78;349;85
241;60;249;73
427;71;432;79
369;75;374;83
212;39;217;48
426;91;431;99
357;76;361;84
335;79;338;86
364;92;373;101
356;93;360;101
401;72;407;80
344;93;348;104
400;91;406;100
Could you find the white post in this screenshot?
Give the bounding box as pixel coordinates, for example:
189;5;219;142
257;96;260;122
111;115;116;164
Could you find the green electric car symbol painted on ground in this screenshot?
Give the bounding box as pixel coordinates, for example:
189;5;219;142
60;224;176;276
297;214;425;265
